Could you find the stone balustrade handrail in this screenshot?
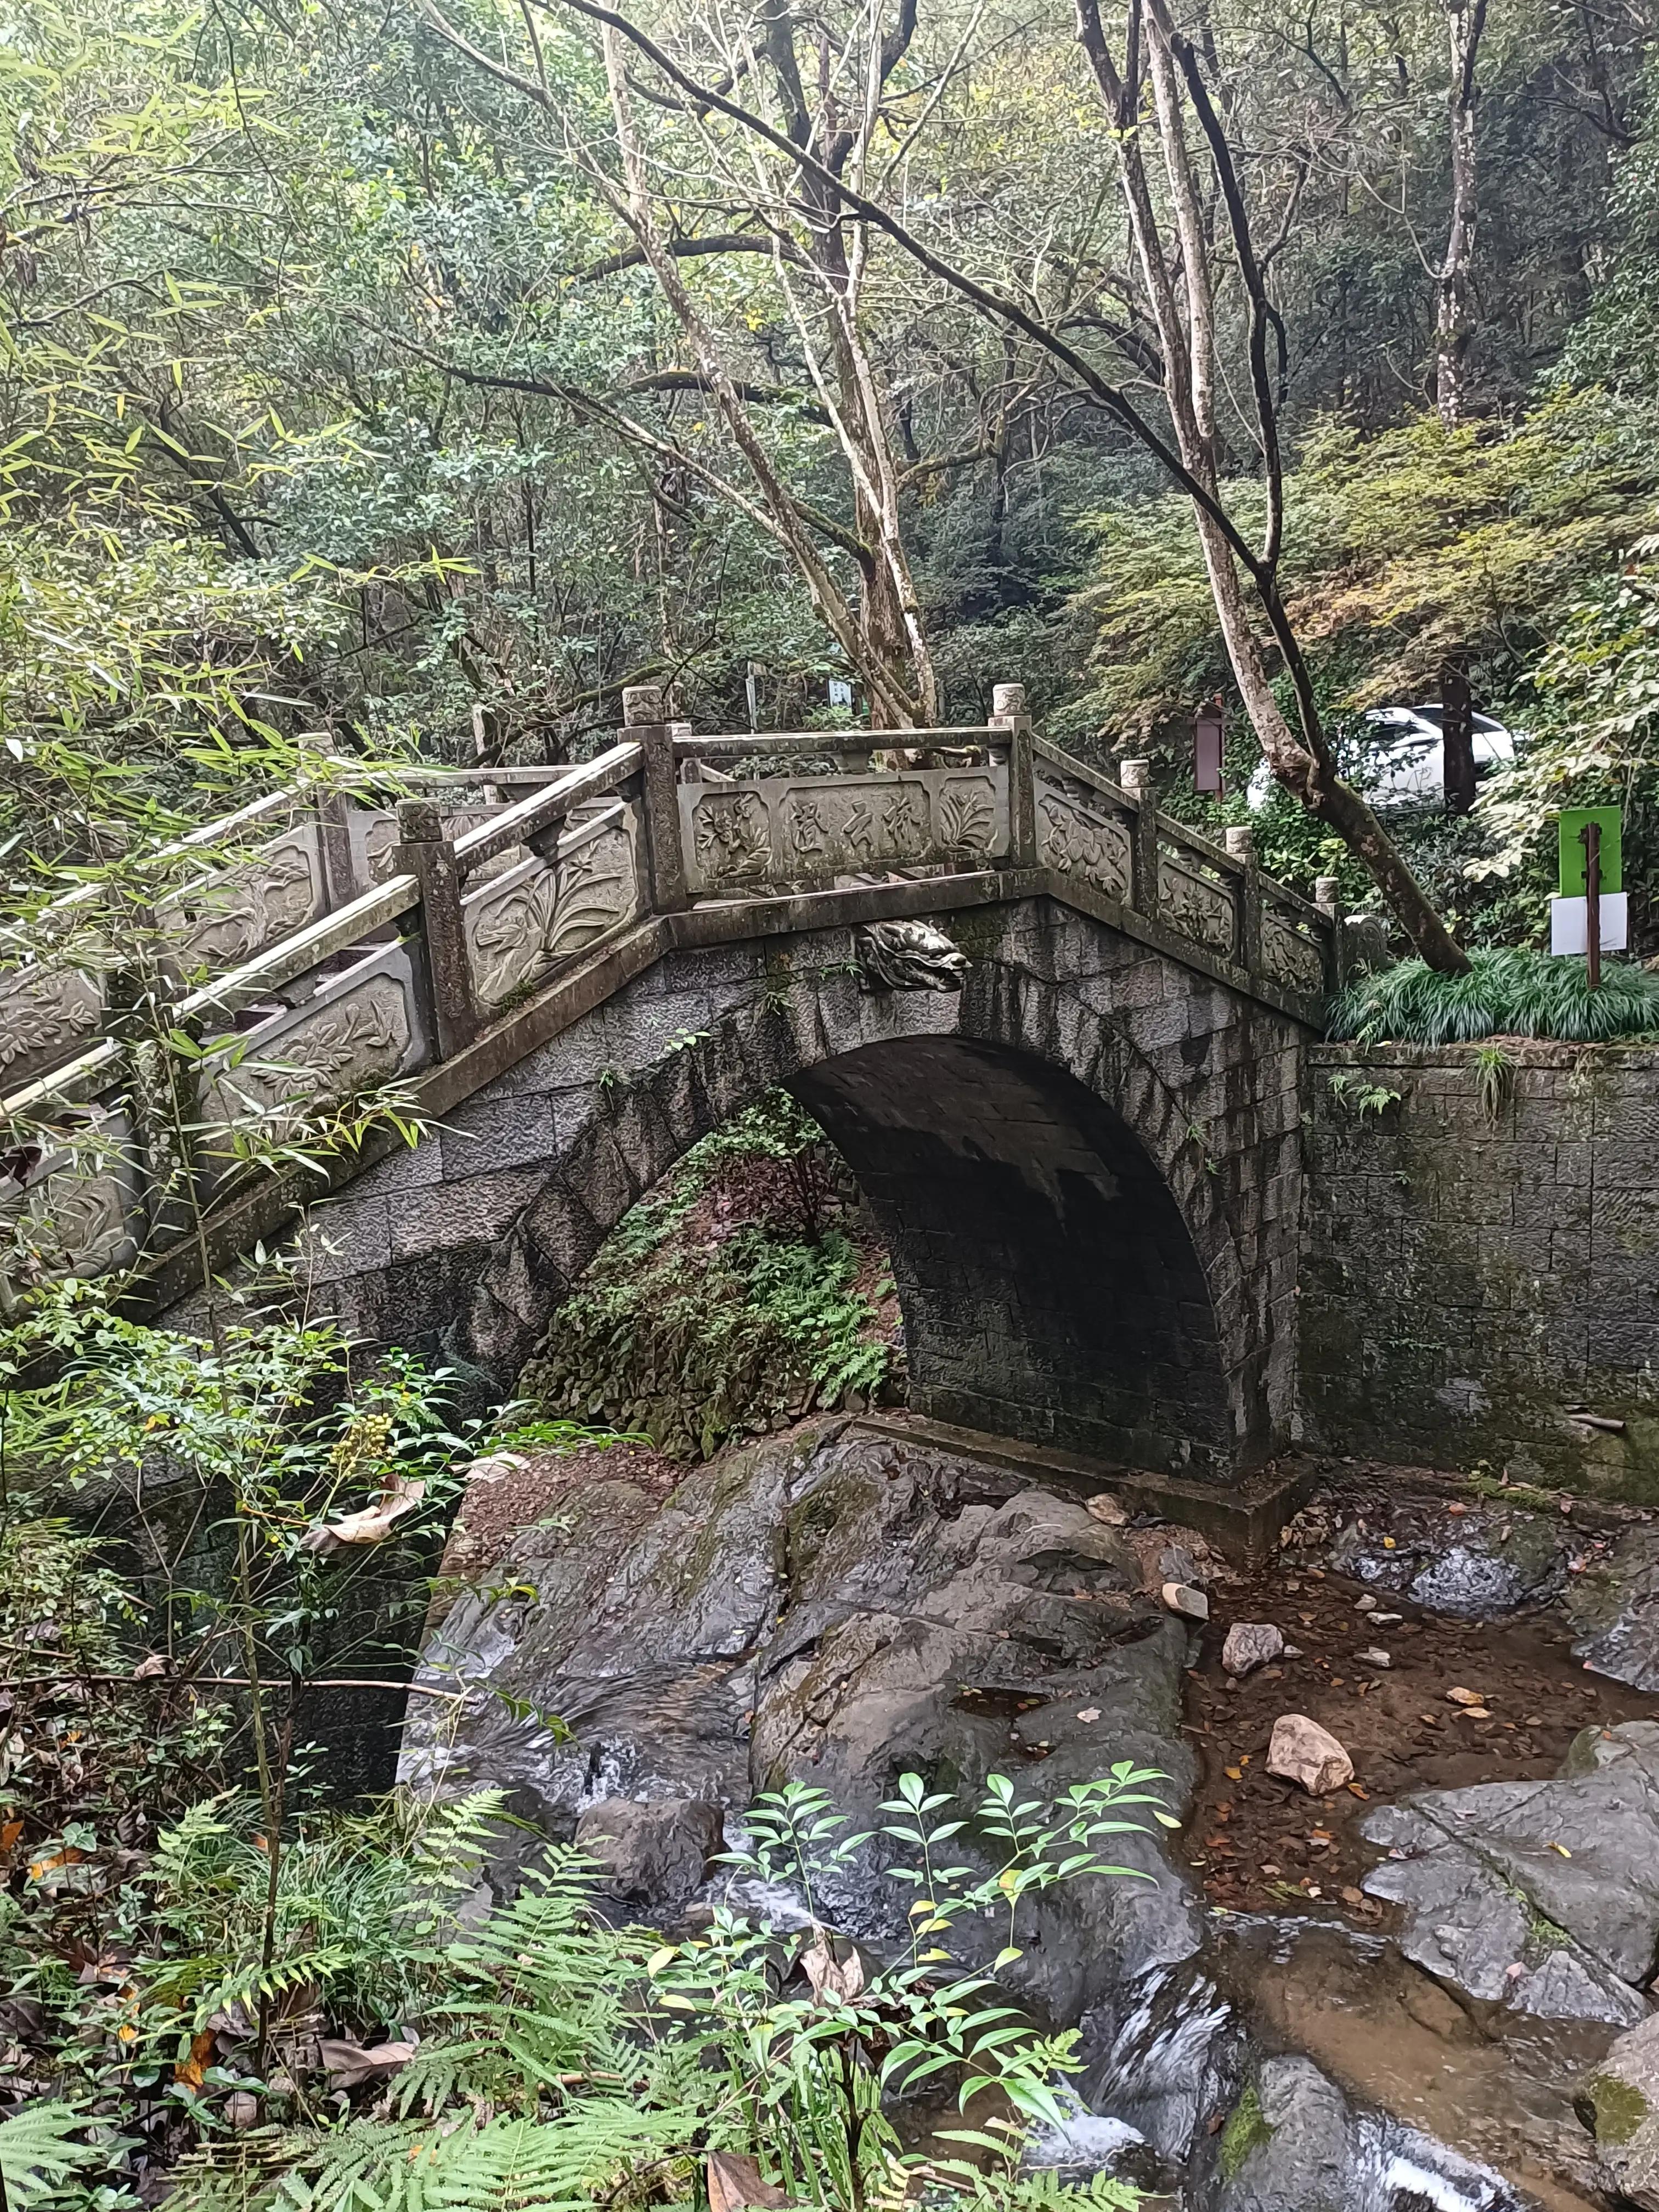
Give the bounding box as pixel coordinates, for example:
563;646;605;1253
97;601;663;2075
2;682;1339;1303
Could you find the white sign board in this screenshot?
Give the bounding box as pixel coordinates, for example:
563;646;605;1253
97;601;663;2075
1550;892;1628;955
828;678;853;709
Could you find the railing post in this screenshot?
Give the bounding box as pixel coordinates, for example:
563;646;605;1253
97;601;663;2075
1121;758;1159;922
991;680;1036;870
1225;825;1262;975
100;829;196;1246
396;799;477;1058
626;684;688;915
1315;874;1345;989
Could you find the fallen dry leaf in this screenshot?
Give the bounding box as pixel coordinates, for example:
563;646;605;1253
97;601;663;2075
1076;1707;1101;1724
319;2035;419;2088
707;2151;792;2212
174;2029;216;2090
132;1653;168;1679
799;1931;866;2008
300;1476;426;1556
1085;1493;1128;1527
1445;1688;1485;1708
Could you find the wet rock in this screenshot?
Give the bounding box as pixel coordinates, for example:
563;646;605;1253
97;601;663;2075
404;1422;1199;2024
1266;1714;1353;1796
1356;1648;1391;1668
1163;1581;1210;1621
1566;1526;1659;1691
1583;2012;1659;2209
573;1798;725;1914
1331;1506;1568;1618
1223;1623;1284;1678
1215;2052;1528;2212
1022;2091;1176;2196
1361;1723;1659;2025
1565;1718;1659;1777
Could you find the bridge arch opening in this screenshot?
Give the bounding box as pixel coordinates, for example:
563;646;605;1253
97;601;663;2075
789;1035;1231;1480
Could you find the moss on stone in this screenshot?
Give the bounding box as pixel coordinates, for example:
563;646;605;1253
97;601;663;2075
1590;2072;1651;2148
1218;2081;1274;2181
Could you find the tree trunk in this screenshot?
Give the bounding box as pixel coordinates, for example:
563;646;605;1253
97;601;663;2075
1435;0;1487;427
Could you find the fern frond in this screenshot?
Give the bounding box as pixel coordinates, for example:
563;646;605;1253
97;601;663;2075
0;2103;101;2206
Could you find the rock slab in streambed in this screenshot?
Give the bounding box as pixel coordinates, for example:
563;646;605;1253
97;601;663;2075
1329;1504;1570;1618
1361;1720;1659;2027
1214;2052;1532;2212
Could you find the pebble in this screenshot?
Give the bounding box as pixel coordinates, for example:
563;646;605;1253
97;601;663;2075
1086;1493;1128;1527
1267;1713;1355;1795
1357;1647;1392;1668
1162;1581;1210;1622
1372;1611;1404;1626
1222;1621;1285;1677
1356;1594;1378;1612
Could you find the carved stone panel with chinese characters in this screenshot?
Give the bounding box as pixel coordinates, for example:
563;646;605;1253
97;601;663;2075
678;764;1008;895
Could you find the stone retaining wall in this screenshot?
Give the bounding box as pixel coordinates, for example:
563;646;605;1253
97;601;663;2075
1300;1041;1659;1499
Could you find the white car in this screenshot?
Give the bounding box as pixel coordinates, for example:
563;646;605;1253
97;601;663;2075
1246;704;1515;811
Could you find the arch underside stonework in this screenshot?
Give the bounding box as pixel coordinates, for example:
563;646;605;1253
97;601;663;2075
306;898;1306;1485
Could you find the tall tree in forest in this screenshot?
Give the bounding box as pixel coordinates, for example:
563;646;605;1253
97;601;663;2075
1436;0;1489;427
536;0;1470;966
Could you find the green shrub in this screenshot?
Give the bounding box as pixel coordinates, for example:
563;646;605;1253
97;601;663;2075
1327;946;1659;1043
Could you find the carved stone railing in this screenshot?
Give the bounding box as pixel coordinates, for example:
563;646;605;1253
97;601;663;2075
2;682;1336;1297
1030;735;1339;996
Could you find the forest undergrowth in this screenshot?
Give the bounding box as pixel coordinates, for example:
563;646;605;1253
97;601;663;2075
518;1096;902;1463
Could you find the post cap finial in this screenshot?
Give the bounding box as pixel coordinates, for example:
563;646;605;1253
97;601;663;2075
622;684;665;727
1314;874;1342;913
991;681;1026;718
1223;826;1255;863
396;797;443;842
1120;757;1153;794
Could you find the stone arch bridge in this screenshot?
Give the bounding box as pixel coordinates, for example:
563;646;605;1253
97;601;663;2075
3;688;1336;1487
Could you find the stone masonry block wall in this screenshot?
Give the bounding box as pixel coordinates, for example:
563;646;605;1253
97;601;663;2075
303;898;1308;1483
1301;1042;1659;1500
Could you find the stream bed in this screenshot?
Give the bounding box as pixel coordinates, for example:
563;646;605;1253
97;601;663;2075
403;1419;1659;2211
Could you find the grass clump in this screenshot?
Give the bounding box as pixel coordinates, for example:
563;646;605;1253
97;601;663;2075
1328;946;1659;1045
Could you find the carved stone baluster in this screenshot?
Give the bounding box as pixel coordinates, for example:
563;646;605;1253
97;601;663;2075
397;800;477;1059
1121;759;1159;922
626;684;689;914
991;680;1035;870
1225;825;1261;975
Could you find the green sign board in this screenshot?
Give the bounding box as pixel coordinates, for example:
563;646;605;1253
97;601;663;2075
1558;806;1623;896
